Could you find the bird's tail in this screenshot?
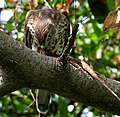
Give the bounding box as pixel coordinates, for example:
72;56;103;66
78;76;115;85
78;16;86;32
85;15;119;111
36;89;51;114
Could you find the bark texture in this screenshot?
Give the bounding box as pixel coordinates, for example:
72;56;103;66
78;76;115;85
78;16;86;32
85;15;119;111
0;31;120;115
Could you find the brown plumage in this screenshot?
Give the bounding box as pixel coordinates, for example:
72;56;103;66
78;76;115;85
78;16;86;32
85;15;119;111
24;9;70;57
24;8;70;113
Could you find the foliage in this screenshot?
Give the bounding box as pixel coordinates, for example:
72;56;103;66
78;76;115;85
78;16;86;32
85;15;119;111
0;0;120;116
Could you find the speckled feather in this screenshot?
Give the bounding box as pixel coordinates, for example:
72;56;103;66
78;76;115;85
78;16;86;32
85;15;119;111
24;9;70;57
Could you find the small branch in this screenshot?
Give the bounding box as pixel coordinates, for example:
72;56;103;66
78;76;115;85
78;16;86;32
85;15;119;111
44;0;54;9
0;31;120;115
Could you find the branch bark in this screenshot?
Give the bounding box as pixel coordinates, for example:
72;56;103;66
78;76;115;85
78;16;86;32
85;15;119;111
0;31;120;115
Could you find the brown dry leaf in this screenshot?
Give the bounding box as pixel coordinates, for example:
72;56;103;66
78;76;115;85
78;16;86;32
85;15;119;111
113;55;120;69
103;8;120;33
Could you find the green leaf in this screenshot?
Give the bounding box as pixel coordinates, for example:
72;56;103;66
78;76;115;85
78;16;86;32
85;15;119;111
4;23;14;31
91;19;102;37
58;97;68;117
107;0;115;10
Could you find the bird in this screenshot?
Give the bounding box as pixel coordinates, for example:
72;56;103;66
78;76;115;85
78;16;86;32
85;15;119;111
24;8;70;114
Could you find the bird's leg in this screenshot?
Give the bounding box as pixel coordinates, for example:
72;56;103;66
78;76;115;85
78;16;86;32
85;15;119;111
59;22;79;61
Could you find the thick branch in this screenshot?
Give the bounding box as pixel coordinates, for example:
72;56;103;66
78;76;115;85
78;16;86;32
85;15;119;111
0;31;120;115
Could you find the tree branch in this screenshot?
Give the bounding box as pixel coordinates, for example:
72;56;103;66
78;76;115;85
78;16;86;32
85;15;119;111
0;31;120;115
